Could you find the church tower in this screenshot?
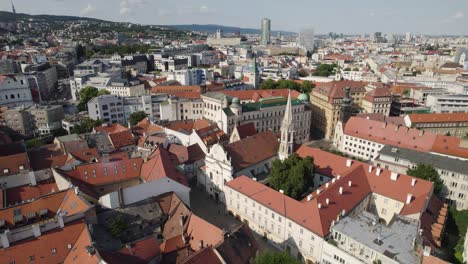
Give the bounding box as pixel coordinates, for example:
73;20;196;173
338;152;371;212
279;90;294;161
340;87;353;123
251;53;260;89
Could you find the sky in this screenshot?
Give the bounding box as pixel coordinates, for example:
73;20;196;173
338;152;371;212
1;0;467;35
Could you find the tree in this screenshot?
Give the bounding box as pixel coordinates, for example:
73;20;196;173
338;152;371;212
252;251;301;264
71;118;103;134
129;111;148;126
407;164;443;195
77;86;110;111
312;63;337;77
298;69;309;77
269;154;314;200
260;79;277;89
300;80;315;93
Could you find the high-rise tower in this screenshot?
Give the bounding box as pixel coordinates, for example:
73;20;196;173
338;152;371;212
260;18;271;46
279;90;294;161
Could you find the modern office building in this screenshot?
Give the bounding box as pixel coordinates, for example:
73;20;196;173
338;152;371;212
260;18;271;46
299;28;315;51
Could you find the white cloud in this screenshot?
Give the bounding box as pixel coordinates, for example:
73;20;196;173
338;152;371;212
442;12;464;23
80;4;96;16
369;12;375;17
120;7;131;15
119;0;148;16
452;12;464;19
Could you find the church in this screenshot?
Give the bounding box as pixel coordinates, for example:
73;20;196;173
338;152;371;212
199;91;297;202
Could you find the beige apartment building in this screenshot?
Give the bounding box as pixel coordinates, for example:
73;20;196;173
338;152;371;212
311;81;368;139
4;105;64;137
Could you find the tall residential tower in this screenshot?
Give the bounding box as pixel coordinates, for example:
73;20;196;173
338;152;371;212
260;18;271;45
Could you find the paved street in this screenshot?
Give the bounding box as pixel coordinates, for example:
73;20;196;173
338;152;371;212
190;186;279;253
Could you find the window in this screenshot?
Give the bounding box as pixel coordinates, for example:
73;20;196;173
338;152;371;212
3;168;9;174
381;208;387;215
51;248;57;254
300;228;303;234
19;165;24;170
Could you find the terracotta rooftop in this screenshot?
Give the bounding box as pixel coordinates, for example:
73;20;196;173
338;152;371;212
28;144;68;171
343;116;438;152
431;135;468;159
140;147;188;186
95;123;135;149
234;122;256;140
163;119;212;134
0;220;99;264
0;142;29;177
363;87;392;102
0;188;90;229
224;130;279;172
61;156;143;186
408;113;468;124
6;179;58;206
195;124;229;147
132;118;164;137
100;236;160;264
314;81;369;102
226;146;433;238
355;113;406;126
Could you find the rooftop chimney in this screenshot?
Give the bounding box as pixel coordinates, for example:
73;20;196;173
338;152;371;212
1;230;10;248
339;187;343;195
406;194;413;204
337;175;341;180
419;130;424;137
32;224;41;237
307;195;312;201
179;213;185;227
390;172;399;181
332;178;336;183
411;178;417;187
326;198;330;205
279;189;284;194
376;167;382;176
325;182;330;188
346;159;352;167
318;203;322;209
368;165;373;173
252;177;257;181
199;240;204;249
348;181;352;187
342;209;346;216
317;189;321;195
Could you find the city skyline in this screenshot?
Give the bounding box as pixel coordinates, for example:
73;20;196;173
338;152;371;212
0;0;467;35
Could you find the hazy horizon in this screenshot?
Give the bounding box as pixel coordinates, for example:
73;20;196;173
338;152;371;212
1;0;467;35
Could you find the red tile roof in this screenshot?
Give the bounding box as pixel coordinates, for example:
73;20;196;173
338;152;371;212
0;189;90;229
234;122;256;140
408;113;468;124
95;123;135;149
28;144;68;171
186;214;224;250
355;113;406;126
363;87;392;102
195;124;229;147
343;116;437;152
132;118;164;137
100;236;161;264
61;156;143;186
314;81;369;102
6;179;58;206
181;247;222;264
220;89;300;102
0;142;29;177
431;135;468;159
0;220;98;264
226;146;433;237
163;119;212;133
224;130;279;172
64;223;101;264
140;147;188;186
